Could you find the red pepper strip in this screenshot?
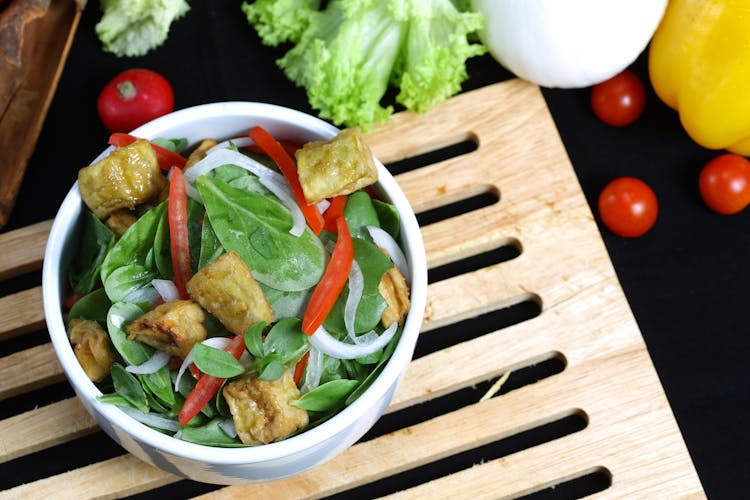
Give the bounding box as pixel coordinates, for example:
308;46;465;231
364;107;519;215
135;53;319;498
108;132;187;170
178;334;245;426
248;126;324;235
63;292;85;310
168;167;192;300
302;217;354;335
293;351;310;386
323;195;348;233
188;363;201;381
245;139;301;158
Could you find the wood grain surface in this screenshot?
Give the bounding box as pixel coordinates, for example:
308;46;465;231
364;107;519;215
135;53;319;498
0;79;704;498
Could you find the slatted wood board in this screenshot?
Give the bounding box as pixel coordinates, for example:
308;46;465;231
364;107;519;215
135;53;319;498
0;80;704;498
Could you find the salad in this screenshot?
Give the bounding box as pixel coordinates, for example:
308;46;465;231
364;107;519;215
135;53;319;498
65;125;411;447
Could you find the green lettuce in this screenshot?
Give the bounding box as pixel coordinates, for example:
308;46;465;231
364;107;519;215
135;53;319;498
242;0;486;131
96;0;190;57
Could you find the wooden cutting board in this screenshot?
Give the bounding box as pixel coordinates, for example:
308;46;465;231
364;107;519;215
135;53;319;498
0;79;705;498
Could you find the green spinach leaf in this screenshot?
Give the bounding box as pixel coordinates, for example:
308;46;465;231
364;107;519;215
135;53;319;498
344;190;380;239
69;211;115;294
107;302;153;365
198;216;224;270
68;288;111;327
180;418;246;447
104;263;159;303
291;379;359;412
192;343;245;378
372;198;400;239
111;363;149;413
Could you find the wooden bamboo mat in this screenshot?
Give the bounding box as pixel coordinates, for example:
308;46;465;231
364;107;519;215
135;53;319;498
0;79;704;498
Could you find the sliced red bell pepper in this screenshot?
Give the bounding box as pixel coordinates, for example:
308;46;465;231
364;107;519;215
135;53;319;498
302;216;354;335
245;139;301;158
168;166;192;300
293;351;310;386
178;334;245;426
108;132;187;170
323;195;348;233
248;126;324;235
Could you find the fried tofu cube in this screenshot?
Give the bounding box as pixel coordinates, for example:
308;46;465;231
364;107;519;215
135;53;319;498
295;128;378;204
186;251;274;335
185;138;218;169
125;300;207;358
379;266;410;328
222;370;309;445
78;139;167;219
68;319;115;382
105;209;137;239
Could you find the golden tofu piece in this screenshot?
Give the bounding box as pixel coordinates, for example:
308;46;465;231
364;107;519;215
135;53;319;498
78;139;167;219
68;319;115;382
295;128;378;204
185;138;218;169
125;300;207;358
186;251;274;335
222;370;309;445
105;209;137;239
379;266;410;328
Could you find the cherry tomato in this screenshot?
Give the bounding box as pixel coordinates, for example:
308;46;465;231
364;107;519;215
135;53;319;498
698;154;750;215
598;177;658;237
591;70;646;127
97;68;174;133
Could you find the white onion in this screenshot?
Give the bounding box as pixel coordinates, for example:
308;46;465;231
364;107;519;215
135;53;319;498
301;346;323;394
184;182;202;203
344;261;364;343
174;336;234;391
317;199;331;214
120;406;181;432
308;323;398;360
125;350;170;374
151;279;179;303
182;148;305;236
219;417;238;438
366;225;409;281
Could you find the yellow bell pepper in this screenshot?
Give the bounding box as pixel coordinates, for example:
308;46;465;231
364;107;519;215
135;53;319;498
649;0;750;155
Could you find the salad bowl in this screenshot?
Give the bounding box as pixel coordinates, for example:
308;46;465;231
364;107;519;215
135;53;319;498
42;102;427;484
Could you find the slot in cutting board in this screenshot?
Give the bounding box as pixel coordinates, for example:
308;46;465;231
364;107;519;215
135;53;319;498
0;79;704;498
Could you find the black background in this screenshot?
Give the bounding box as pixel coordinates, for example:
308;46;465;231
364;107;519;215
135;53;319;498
3;2;749;497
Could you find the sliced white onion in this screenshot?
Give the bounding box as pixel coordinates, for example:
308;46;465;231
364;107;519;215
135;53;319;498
344;261;364;343
301;346;323;394
120;406;181;432
208;137;254;152
151;279;179;303
125;350;170;374
219;417;237;438
367;225;409;281
185;182;202;203
317;199;331;214
110;314;125;329
183;148;285;187
174;336;234;391
308;323;398;360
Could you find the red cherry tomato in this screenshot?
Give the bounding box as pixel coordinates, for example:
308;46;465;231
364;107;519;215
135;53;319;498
591;70;646;126
698;154;750;215
598;177;658;237
97;68;174;133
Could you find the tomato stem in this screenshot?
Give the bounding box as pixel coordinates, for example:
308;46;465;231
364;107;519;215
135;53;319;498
116;81;137;100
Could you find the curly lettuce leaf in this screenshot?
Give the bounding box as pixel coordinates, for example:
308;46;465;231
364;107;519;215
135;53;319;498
241;0;321;46
396;0;486;113
96;0;190;57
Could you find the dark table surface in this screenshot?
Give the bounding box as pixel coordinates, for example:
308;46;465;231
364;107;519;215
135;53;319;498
4;2;748;498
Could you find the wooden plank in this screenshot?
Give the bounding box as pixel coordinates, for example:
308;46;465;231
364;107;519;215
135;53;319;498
0;342;63;400
0;286;45;340
0;398;95;464
0;219;51;280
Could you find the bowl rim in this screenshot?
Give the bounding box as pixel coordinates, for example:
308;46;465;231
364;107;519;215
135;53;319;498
42;101;427;466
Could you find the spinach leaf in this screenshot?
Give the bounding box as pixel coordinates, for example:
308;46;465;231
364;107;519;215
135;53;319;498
192;343;245;378
68;288;111;327
244;321;266;359
107;302;153;365
104;264;159;303
101;202;166;284
139;366;175;406
197;176;325;291
345;327;402;406
180;418;246;447
151;137;188;153
198;216;224;270
69;211;115;294
263;318;309;365
372;198;400;239
344;191;380;239
291;379;359;412
259;284;311;319
323;237;392;334
153;208;172;279
258;356;286;381
97;393;135;408
111;363;149;413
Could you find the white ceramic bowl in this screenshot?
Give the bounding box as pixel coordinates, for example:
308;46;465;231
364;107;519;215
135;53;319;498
42;102;427;484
